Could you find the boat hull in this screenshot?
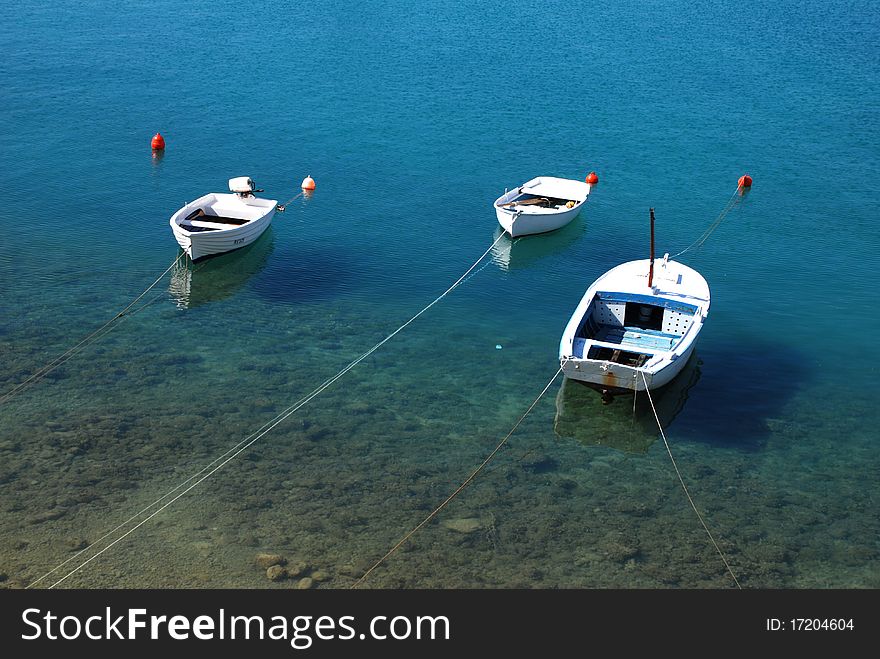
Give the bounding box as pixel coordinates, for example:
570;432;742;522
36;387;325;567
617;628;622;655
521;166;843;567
494;203;583;237
170;193;277;261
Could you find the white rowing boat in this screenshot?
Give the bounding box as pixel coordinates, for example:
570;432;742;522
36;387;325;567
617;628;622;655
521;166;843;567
170;177;276;261
494;176;591;237
558;209;710;403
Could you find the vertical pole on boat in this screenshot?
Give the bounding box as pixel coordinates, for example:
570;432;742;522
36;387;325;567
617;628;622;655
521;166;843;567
648;207;656;289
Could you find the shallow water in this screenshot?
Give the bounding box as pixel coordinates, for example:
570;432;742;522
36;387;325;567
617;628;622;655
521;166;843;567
1;0;878;588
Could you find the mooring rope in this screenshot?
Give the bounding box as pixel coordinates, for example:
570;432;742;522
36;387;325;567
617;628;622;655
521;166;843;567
0;253;183;406
669;185;745;259
459;255;494;287
275;190;304;212
31;232;506;588
351;367;563;588
640;371;741;588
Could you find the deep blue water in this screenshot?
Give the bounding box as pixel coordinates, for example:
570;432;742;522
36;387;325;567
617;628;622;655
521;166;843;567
1;0;878;588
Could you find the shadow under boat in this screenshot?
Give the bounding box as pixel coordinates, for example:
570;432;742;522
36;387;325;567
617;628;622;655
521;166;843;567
673;337;808;451
490;213;586;272
553;351;702;454
169;227;275;309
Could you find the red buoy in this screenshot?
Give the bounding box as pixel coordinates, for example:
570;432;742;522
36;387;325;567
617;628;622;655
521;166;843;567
301;175;316;191
738;174;752;188
151;133;165;150
585;171;599;185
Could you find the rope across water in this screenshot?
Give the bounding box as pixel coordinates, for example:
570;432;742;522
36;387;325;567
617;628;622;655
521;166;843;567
275;190;304;212
25;179;748;587
6;181;313;408
669;185;745;259
640;371;742;588
352;367;563;588
0;253;184;406
30;232;507;588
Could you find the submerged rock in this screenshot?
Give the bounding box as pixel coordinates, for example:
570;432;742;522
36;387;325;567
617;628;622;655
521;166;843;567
286;561;311;578
520;454;559;474
255;553;286;569
311;570;331;582
66;538;89;551
442;517;483;534
305;428;330;442
0;578;25;589
28;508;68;524
604;541;640;563
347;402;375;415
338;564;366;578
296;577;314;590
266;565;288;582
239;533;259;547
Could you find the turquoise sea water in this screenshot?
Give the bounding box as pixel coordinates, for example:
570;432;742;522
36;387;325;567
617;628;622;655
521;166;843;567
1;0;878;588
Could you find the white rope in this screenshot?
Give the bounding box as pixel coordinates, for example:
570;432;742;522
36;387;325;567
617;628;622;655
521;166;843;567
0;253;183;406
669;186;743;259
276;190;304;212
352;366;563;588
26;263;221;588
459;257;493;287
640;371;741;588
631;386;638;425
33;232;506;588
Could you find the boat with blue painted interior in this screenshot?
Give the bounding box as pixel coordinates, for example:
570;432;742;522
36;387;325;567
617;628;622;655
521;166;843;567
559;209;710;403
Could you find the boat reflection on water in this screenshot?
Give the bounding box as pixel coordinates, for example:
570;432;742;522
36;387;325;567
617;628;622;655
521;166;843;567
169;227;274;309
490;215;585;272
553;352;702;454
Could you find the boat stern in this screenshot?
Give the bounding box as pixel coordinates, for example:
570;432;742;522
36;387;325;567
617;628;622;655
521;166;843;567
561;356;651;393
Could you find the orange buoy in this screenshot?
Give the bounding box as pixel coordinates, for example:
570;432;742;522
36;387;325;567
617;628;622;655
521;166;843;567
301;175;316;191
151;132;165;150
738;174;752;188
585;171;599;185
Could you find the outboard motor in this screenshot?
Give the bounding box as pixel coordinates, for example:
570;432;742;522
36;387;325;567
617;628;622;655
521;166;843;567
228;176;265;199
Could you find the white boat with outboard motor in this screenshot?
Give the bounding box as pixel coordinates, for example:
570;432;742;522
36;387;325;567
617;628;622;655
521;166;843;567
170;177;277;261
